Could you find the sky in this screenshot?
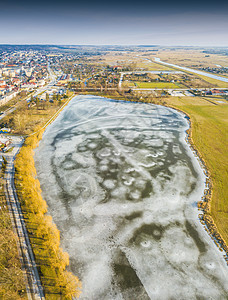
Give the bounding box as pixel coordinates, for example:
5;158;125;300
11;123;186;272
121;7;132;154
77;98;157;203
0;0;228;46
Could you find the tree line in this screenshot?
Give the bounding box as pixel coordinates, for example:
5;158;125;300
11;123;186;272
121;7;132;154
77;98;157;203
15;127;82;299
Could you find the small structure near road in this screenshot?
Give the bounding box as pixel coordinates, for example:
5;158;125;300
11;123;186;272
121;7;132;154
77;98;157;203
0;135;12;152
0;127;11;134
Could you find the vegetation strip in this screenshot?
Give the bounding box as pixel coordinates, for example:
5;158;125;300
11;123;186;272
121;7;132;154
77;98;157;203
12;95;81;299
4;139;45;299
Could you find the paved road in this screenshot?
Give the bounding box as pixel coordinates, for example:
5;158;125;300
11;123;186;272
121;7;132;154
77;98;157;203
4;136;45;300
119;72;124;88
0;107;16;121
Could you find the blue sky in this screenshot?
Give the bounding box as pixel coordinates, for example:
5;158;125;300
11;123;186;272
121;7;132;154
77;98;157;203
0;0;228;46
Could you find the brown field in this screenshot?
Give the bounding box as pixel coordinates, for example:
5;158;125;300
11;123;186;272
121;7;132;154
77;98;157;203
145;49;228;69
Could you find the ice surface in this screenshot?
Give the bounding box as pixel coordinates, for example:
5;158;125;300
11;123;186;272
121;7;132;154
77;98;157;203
35;95;228;300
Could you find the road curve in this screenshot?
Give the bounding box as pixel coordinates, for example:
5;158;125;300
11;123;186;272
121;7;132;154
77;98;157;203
4;136;45;300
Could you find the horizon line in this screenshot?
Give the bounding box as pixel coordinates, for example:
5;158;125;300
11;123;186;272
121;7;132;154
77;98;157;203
0;44;227;48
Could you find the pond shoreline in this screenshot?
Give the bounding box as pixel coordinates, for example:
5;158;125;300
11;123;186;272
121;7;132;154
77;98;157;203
39;92;228;264
34;94;228;299
164;103;228;264
14;94;82;299
81;92;228;264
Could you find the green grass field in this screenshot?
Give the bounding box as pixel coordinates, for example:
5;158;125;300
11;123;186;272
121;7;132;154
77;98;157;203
134;81;181;89
168;96;228;245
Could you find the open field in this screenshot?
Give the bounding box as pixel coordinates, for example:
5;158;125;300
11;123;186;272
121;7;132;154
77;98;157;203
100;53;172;71
101;52;137;65
167;96;228;245
145;49;228;69
133;81;181;89
135;60;173;71
103;49;228;71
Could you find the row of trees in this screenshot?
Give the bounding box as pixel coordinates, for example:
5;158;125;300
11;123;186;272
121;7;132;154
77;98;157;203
15;127;82;299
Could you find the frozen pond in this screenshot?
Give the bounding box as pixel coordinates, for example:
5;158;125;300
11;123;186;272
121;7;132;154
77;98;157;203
35;95;228;299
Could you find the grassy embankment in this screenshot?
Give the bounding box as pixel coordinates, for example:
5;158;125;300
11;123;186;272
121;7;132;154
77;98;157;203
0;93;82;299
166;96;228;258
193;75;228;89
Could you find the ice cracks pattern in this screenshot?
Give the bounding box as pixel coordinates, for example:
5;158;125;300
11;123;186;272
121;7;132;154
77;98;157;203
35;95;228;300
